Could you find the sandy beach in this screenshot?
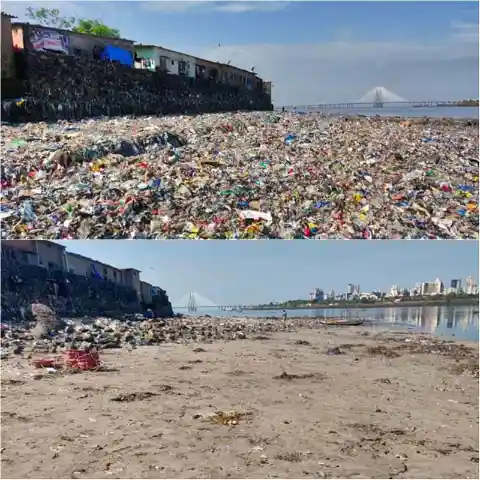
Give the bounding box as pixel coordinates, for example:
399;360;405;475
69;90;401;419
1;323;478;479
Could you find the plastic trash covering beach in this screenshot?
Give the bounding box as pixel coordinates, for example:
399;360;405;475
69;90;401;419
1;112;478;239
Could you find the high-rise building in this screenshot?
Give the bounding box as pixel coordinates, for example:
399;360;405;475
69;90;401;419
421;278;443;296
347;284;355;295
390;285;399;297
411;283;421;296
450;279;461;290
465;276;474;294
329;290;335;300
421;282;432;295
314;288;324;302
354;285;361;295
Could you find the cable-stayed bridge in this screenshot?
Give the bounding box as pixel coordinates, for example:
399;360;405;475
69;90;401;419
173;292;246;312
289;87;462;110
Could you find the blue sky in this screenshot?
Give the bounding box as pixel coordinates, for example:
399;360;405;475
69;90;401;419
4;1;479;105
54;240;479;305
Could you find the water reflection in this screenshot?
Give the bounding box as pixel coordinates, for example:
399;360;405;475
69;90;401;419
178;305;479;342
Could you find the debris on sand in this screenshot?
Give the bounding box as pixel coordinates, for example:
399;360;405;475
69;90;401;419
326;346;344;355
110;392;158;402
367;345;401;358
366;335;477;375
193;409;253;426
275;452;303;462
211;410;253;426
274;371;326;381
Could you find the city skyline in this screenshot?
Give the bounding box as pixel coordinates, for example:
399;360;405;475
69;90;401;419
3;1;478;105
310;275;478;303
54;240;479;305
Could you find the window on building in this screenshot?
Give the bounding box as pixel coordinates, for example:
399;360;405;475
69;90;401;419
196;64;206;78
159;56;168;71
141;58;154;69
179;60;188;76
48;262;55;271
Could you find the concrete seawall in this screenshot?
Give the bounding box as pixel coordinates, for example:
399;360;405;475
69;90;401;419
1;51;273;123
1;256;173;322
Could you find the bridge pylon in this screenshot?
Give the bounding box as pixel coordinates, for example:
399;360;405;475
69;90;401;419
373;87;384;108
187;292;197;312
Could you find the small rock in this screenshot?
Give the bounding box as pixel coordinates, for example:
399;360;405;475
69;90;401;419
326;346;343;355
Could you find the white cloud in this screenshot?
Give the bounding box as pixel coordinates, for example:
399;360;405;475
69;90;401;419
214;1;290;13
140;1;290;14
450;20;479;43
193;36;478;105
140;1;208;13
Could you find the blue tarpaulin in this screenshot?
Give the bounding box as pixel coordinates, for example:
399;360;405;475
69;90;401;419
91;264;104;280
100;45;133;67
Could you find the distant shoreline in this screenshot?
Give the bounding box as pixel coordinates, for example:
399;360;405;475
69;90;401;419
280;108;479;121
434;104;479;108
247;298;479;311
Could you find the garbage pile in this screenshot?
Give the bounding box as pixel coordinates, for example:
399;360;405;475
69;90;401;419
0;314;293;355
1;51;271;123
1;113;478;239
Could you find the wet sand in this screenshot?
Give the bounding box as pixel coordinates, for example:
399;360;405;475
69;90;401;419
1;326;478;479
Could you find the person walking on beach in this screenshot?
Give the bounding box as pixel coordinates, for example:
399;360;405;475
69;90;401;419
282;309;287;328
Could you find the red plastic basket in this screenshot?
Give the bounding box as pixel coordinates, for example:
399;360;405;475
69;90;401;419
63;350;100;370
63;349;81;367
33;358;58;369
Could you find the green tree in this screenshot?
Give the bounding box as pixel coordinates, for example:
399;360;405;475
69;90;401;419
72;19;121;38
26;7;76;29
25;7;121;38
